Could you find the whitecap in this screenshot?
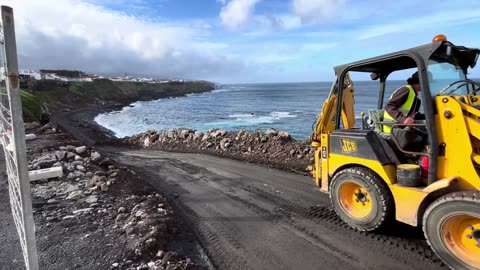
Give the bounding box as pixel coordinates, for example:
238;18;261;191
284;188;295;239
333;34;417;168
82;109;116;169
212;89;231;93
228;113;256;118
270;111;298;119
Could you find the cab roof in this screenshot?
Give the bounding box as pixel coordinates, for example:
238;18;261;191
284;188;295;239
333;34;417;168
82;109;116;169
333;41;480;77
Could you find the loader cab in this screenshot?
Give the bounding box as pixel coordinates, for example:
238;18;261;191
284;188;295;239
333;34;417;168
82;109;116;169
332;37;480;186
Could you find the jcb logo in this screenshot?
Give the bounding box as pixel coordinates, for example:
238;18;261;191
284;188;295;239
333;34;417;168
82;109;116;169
341;139;357;153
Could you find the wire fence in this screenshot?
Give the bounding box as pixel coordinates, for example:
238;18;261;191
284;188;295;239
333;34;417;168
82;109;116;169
0;6;39;270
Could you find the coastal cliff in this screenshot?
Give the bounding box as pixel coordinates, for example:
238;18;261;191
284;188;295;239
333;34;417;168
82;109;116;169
20;79;216;121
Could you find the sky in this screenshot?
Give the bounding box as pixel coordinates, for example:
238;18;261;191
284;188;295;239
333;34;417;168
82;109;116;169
1;0;480;83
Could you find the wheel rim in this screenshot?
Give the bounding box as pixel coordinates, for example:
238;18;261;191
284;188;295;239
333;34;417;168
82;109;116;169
441;214;480;267
338;181;372;219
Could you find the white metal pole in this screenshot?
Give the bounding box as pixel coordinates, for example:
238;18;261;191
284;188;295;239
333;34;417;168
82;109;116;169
1;6;39;270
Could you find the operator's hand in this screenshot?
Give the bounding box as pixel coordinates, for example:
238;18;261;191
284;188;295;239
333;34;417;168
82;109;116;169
403;117;415;124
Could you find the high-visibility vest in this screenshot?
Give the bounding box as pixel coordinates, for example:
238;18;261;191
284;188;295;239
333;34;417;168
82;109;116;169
383;85;416;133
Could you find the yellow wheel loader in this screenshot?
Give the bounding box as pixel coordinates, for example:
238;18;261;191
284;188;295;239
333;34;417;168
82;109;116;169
310;35;480;270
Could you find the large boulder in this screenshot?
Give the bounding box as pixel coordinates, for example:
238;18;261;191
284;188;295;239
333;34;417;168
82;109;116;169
220;138;232;149
143;137;151;148
179;129;193;139
210;129;226;138
33;154;57;169
278;131;292;141
265;128;278;137
75;146;87;154
166;129;177;139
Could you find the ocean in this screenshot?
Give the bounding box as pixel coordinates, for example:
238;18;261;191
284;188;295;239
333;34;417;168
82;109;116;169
95;81;407;140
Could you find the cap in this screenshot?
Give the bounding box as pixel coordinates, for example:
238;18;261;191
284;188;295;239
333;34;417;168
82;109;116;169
407;71;420;85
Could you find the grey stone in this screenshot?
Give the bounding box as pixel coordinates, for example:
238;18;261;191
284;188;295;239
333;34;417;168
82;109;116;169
179;129;193;139
98;158;113;166
66;190;83;200
33;154;57;169
278;131;292;141
74;171;85;178
46;216;57;222
71;160;83;166
210;129;226;138
265;128;278;137
220;138;231;149
166;129;177;138
193;131;203;140
65;184;79;193
73;208;93;215
55;151;67;161
66;152;76;160
66;164;75;172
91;151;102;162
85;195;98;204
143;137;151;147
201;134;210;141
75;146;87;154
94;171;106;176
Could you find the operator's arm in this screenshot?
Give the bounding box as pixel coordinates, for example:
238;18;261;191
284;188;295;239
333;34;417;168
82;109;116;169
385;87;409;123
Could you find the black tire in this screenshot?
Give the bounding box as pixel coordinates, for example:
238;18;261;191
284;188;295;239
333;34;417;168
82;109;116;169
423;191;480;270
330;167;394;231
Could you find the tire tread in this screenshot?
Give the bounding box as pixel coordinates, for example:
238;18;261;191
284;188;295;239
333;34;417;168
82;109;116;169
422;191;480;270
330;167;394;232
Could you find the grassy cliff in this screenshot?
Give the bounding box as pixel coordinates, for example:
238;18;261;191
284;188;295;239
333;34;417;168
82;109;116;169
21;79;216;121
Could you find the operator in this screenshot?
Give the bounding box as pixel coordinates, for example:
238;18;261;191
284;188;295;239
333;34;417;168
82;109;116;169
383;71;424;132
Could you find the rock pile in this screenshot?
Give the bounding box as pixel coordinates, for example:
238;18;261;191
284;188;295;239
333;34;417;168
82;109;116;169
123;128;315;173
26;136;195;269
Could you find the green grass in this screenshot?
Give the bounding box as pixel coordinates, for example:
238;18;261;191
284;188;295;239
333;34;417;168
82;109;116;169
21;79;215;121
20;90;42;121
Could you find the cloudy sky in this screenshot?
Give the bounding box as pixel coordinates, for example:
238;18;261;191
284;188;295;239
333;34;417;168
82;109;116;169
2;0;480;83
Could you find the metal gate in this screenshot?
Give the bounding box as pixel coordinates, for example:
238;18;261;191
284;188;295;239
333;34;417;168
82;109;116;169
0;6;39;270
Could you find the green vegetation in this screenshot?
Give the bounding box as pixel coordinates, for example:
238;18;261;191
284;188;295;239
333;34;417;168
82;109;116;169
24;79;216;116
39;69;87;78
20;90;42;122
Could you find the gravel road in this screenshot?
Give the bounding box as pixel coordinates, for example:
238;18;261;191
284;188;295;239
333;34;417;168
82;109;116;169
102;147;448;270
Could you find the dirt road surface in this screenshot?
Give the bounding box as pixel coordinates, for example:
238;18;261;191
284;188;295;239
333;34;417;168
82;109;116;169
101;147;447;270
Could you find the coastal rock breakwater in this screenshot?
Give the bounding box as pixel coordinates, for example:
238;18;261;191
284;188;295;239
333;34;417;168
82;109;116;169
123;128;315;174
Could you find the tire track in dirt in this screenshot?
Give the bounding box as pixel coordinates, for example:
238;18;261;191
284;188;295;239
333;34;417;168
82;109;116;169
102;148;449;270
245;185;448;269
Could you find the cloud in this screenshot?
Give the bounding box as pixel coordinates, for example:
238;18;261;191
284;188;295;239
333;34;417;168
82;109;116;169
292;0;346;23
1;0;249;82
358;9;480;40
220;0;262;30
